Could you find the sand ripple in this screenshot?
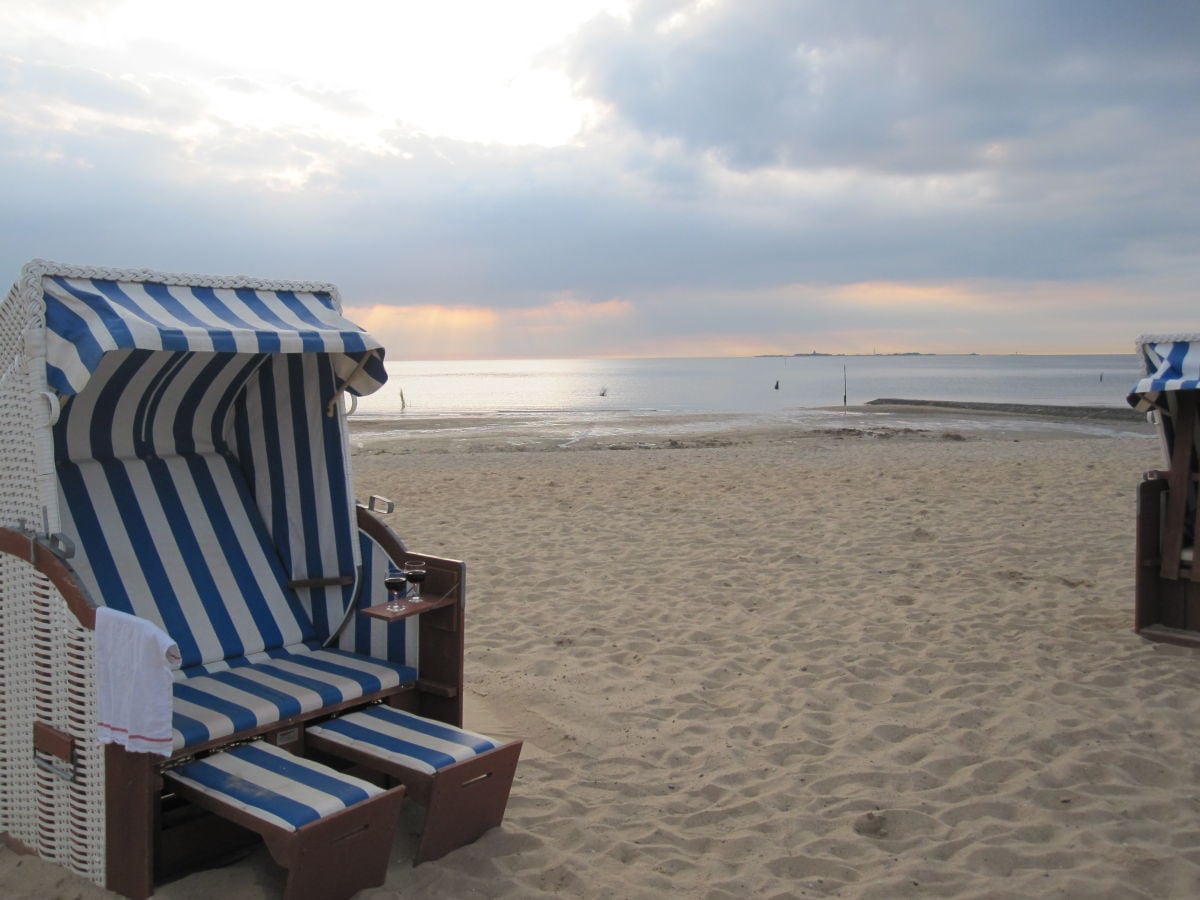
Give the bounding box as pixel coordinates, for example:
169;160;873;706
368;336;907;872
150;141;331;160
7;427;1200;898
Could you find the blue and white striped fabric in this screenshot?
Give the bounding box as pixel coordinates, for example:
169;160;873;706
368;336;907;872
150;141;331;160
54;349;368;662
59;450;315;672
55;348;265;459
1129;335;1200;410
233;354;360;642
171;646;415;750
307;706;498;776
46;267;417;752
42;274;386;399
165;740;384;832
334;532;418;665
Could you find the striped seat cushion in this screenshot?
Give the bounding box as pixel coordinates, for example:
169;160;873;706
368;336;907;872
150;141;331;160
165;741;383;832
306;706;499;776
171;647;416;751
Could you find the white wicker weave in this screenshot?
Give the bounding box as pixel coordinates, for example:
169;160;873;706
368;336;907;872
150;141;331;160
0;277;46;856
18;258;343;307
0;263;106;885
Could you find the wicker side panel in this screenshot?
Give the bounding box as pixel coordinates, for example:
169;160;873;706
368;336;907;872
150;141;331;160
0;558;105;886
0;283;44;847
0;284;42;531
0;282;104;884
0;552;38;847
31;569;105;884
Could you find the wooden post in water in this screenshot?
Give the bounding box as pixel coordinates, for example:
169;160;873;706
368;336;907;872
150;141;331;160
843;365;847;409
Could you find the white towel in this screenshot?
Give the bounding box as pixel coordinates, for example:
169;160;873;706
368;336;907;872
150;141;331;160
94;607;181;756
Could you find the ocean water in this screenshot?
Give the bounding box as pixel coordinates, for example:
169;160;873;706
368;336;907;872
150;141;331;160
355;354;1141;419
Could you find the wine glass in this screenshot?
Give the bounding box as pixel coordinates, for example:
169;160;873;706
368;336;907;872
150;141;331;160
384;572;407;612
403;559;427;603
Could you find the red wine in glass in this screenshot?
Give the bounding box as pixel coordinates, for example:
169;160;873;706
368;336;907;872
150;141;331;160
403;560;427;603
384;574;406;611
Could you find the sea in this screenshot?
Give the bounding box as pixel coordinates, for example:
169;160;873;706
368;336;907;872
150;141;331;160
358;354;1139;416
349;353;1150;440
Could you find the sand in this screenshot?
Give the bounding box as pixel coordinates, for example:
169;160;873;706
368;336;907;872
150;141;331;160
6;408;1200;898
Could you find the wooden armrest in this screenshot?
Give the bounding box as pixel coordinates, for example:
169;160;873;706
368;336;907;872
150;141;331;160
0;527;96;629
356;508;465;599
356;506;466;725
288;575;355;590
417;678;459;699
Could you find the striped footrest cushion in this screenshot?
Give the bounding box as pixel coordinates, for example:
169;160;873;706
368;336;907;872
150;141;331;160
165;741;385;832
307;707;499;775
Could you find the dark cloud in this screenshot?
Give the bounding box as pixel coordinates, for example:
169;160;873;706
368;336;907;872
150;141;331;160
567;0;1200;174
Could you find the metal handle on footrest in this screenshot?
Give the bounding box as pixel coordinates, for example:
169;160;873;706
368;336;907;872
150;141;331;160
460;771;493;789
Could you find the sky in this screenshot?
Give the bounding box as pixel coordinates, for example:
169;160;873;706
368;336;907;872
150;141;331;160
1;0;1198;359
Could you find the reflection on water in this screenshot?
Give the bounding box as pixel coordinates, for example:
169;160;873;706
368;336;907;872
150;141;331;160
350;406;1151;448
357;354;1140;419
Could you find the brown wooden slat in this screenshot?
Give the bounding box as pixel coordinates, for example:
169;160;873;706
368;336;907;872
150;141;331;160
33;722;74;763
1137;623;1200;649
1160;394;1197;579
1188;427;1200;583
287;576;354;590
1135;477;1167;634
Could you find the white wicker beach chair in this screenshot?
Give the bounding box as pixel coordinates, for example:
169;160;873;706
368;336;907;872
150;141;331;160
0;261;519;898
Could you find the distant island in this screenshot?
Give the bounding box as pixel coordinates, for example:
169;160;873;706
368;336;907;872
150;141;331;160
754;351;937;358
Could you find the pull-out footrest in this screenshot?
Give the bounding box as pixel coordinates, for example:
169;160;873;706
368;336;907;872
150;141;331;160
307;706;522;864
165;741;405;900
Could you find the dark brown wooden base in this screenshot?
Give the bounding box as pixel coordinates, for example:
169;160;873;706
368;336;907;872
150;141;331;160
1135;476;1200;646
167;775;405;900
307;728;522;865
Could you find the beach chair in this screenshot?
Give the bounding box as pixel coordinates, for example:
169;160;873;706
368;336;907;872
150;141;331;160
1129;334;1200;647
0;261;520;898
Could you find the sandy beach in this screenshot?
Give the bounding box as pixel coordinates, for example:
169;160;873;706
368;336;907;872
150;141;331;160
6;406;1200;898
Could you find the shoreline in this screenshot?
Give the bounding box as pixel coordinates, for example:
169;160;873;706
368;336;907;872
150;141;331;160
347;399;1155;455
865;398;1143;422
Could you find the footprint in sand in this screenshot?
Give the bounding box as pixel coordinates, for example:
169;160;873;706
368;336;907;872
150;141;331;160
853;811;888;838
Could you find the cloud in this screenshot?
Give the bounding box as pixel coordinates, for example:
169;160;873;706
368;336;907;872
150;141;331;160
568;0;1200;174
0;0;1197;358
345;296;635;359
289;83;372;117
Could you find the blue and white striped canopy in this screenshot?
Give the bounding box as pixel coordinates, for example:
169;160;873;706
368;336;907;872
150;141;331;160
26;263;395;665
38;271;386;398
1129;334;1200;411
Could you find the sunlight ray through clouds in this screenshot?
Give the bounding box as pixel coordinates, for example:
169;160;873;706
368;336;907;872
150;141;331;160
345;296;635;359
2;0;626;151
